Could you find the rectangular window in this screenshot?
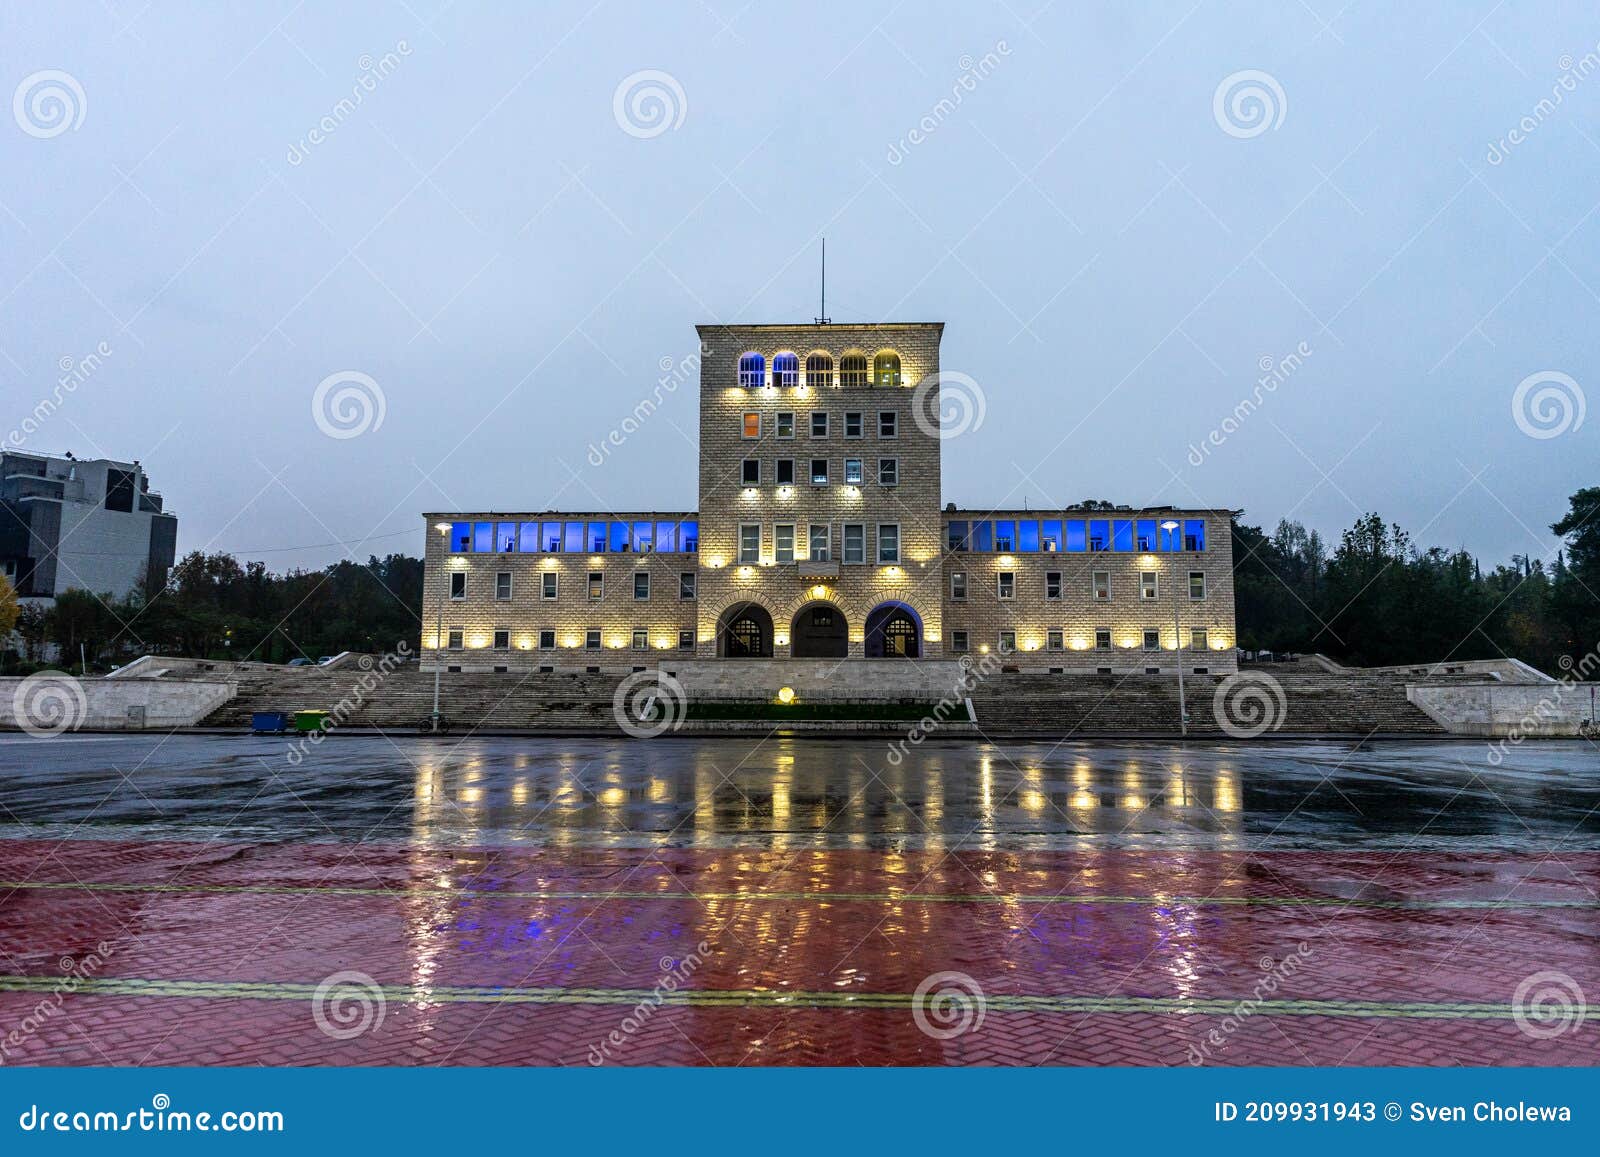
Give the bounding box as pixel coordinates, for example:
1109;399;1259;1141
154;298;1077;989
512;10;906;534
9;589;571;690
539;629;555;650
1089;519;1110;551
1095;628;1111;650
656;521;675;552
449;572;466;600
1140;572;1158;600
632;629;648;650
878;458;898;486
810;459;828;485
739;524;760;564
1018;520;1040;552
1136;519;1157;551
472;522;492;553
540;572;556;600
585;629;601;650
809;525;830;561
776;458;794;485
1144;629;1161;651
1184;519;1207;552
999;630;1016;653
493;629;510;650
680;572;696;599
609;522;629;552
588;572;603;600
947;521;968;551
543;522;563;552
843;524;865;564
776;412;794;438
951;630;969;653
950;571;967;601
589;521;607;552
810;412;828;437
1065;520;1086;552
997;572;1015;599
678;630;695;650
845;412;863;438
1047;630;1063;651
1041;519;1061;552
1045;571;1061;600
634;572;650;600
631;521;653;554
878;411;897;437
678;521;698;552
447;629;463;650
496;522;516;552
995;520;1015;552
742;458;760;485
1190;571;1206;600
972;521;993;552
1190;627;1208;650
1112;520;1134;552
450;521;472;552
742;412;761;439
844;458;863;484
1093;571;1110;601
877;524;900;563
775;524;795;564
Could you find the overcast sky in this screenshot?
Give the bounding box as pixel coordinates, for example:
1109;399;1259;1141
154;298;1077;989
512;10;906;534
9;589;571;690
3;2;1595;571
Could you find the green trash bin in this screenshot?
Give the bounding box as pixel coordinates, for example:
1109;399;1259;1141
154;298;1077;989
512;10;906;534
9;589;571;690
293;710;332;733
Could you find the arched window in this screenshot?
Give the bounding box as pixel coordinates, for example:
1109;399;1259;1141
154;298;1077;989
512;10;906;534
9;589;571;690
839;353;868;388
738;353;765;389
873;351;902;387
772;352;799;388
805;352;834;388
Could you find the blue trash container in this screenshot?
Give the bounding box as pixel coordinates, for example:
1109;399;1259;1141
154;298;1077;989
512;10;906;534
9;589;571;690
251;711;291;734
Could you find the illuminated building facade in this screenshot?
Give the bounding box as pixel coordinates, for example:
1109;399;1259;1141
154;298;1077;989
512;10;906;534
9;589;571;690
421;321;1237;675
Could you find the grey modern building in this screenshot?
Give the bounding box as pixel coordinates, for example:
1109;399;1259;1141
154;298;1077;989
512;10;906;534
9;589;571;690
0;451;177;601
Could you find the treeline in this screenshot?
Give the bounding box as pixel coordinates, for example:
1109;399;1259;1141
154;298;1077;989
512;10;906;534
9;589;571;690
6;552;422;671
1233;486;1600;675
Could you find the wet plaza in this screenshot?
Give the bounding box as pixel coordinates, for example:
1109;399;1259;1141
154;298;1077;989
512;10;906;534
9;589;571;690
0;734;1596;1065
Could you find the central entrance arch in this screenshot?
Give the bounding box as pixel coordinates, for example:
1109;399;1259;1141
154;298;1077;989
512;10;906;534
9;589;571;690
790;602;848;658
717;602;773;658
864;601;921;658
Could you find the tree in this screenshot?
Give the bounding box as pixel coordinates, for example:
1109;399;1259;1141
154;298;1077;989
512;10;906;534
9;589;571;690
0;572;17;640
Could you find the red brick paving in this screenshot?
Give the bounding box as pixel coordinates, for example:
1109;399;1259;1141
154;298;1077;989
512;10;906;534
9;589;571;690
1;839;1596;1066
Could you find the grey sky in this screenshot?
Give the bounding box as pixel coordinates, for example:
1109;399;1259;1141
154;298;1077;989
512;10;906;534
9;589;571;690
3;1;1595;572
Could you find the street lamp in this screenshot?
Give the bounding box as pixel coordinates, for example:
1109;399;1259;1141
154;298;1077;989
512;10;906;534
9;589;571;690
430;522;450;733
1159;520;1188;737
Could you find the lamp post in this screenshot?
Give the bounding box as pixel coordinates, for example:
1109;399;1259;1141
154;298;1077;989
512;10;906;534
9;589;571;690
430;522;450;732
1160;520;1188;737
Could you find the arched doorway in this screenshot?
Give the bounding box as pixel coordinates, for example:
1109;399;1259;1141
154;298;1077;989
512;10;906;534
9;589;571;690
790;603;847;658
864;602;921;658
717;602;773;658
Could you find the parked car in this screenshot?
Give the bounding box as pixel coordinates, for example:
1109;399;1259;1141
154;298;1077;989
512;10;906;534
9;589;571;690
287;658;314;667
317;656;335;665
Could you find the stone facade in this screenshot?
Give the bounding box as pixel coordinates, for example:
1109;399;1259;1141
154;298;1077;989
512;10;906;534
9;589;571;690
420;319;1237;676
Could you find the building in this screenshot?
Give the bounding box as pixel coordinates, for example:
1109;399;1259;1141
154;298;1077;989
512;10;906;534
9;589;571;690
0;451;177;601
421;321;1237;677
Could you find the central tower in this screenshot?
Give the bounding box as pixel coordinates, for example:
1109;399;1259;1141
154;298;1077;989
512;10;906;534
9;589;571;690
694;322;946;661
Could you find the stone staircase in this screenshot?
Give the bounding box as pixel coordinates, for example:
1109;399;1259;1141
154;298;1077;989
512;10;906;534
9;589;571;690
968;670;1448;735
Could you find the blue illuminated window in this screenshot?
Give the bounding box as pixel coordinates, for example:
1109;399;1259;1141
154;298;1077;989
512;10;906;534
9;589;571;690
972;520;993;552
472;522;492;553
773;352;799;388
450;521;471;553
1185;519;1206;552
1065;520;1086;552
564;522;584;553
497;522;516;552
1088;520;1110;552
678;521;698;552
610;522;629;552
632;521;653;553
542;522;562;552
589;521;607;552
1136;520;1157;551
1041;520;1061;552
947;521;968;551
738;353;765;388
519;521;538;553
1018;520;1040;552
1158;521;1181;552
656;521;676;551
994;520;1015;552
1112;520;1133;552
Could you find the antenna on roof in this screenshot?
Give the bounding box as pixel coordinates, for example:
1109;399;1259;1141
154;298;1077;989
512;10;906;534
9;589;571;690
814;237;830;325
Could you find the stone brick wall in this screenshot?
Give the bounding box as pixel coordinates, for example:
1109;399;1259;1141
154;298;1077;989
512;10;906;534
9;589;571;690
694;322;946;657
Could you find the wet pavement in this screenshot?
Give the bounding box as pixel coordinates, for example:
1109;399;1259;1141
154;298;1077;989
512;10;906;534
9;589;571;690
0;734;1596;1065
